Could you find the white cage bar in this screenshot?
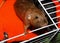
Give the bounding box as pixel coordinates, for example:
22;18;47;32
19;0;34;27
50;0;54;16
0;0;60;43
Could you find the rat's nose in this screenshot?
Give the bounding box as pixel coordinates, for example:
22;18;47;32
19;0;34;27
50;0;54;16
40;23;48;27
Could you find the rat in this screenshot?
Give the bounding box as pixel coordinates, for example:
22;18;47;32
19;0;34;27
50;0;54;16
14;0;48;35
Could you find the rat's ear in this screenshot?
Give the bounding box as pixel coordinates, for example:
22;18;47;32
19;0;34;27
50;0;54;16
27;14;32;20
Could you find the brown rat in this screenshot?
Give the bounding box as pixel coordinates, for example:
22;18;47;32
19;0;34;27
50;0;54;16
14;0;48;35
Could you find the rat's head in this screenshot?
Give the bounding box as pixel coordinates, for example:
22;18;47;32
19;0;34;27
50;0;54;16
26;8;48;28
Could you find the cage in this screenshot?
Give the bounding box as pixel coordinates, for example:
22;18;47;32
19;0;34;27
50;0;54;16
0;0;60;43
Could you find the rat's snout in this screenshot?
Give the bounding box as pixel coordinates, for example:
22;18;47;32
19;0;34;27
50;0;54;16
39;18;48;27
41;22;48;27
35;15;48;27
32;15;48;28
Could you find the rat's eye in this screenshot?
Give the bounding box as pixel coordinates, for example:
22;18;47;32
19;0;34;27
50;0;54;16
35;16;38;19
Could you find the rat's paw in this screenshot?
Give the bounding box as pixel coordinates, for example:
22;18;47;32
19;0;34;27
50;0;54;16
24;31;28;36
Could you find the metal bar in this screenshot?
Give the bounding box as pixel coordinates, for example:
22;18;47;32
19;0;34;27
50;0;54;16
29;24;54;33
49;30;59;42
0;33;25;43
39;0;44;1
21;29;57;43
0;24;54;43
49;10;60;15
29;21;60;33
46;5;60;10
31;33;55;43
38;0;59;30
0;21;60;43
0;0;60;43
43;1;59;5
21;21;60;43
52;16;60;19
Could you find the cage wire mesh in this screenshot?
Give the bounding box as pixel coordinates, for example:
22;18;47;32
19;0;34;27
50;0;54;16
0;0;60;43
21;0;60;43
